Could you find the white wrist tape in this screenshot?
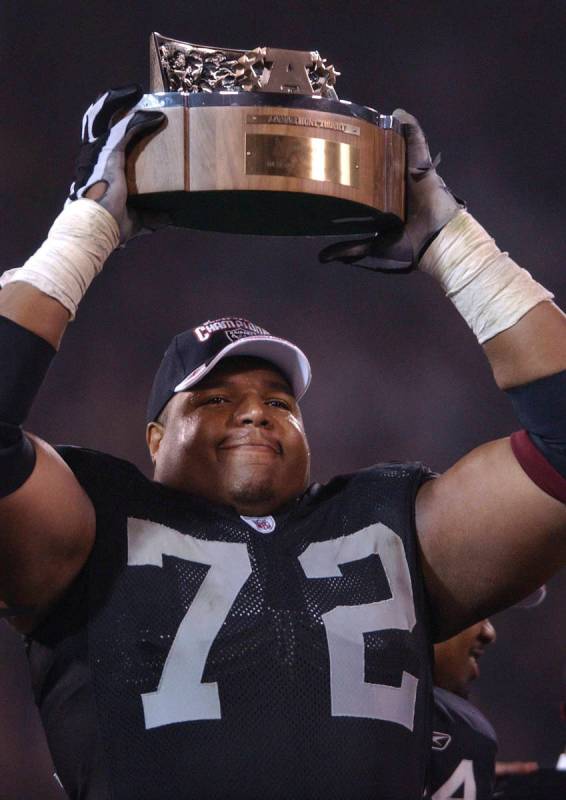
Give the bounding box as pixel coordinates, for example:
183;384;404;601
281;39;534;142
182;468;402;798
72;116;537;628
420;210;553;344
0;199;119;320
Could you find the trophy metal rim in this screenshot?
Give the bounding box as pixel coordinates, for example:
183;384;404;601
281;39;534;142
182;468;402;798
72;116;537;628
139;91;402;132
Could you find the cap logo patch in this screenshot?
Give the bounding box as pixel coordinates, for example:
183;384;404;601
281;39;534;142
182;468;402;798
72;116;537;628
240;515;277;533
225;329;274;343
194;318;270;342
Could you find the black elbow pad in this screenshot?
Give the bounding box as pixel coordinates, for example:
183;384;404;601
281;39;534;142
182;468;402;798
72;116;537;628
0;315;55;497
506;369;566;476
0;315;56;426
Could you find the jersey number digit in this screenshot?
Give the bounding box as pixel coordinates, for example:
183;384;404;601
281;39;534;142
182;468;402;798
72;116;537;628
299;522;418;730
127;519;417;730
127;518;252;729
432;759;477;800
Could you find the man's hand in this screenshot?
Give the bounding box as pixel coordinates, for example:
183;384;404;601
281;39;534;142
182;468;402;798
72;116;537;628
319;110;462;271
67;84;167;243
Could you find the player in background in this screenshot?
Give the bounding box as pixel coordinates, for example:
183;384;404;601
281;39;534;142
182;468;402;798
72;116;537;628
429;587;557;800
429;618;499;799
430;618;539;800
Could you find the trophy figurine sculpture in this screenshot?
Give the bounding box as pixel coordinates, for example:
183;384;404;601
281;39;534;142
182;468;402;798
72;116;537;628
126;33;406;235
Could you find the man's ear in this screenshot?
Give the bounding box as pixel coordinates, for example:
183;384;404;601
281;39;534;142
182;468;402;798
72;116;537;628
146;422;165;463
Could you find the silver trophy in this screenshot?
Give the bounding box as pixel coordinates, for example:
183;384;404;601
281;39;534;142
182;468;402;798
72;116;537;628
126;33;406;236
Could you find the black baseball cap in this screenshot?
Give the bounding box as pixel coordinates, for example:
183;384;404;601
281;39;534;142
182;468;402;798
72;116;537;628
147;317;312;423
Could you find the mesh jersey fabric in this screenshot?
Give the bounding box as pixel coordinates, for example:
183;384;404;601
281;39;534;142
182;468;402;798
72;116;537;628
27;446;435;800
427;686;498;800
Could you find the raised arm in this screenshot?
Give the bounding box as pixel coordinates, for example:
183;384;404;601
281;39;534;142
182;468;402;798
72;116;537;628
321;112;566;638
415;231;566;637
0;86;164;631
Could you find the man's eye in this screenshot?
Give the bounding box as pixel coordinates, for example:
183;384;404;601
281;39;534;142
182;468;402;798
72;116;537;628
267;399;290;410
204;396;228;405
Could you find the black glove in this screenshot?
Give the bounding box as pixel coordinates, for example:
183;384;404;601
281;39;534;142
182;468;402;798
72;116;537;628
66;84;167;243
319;109;463;272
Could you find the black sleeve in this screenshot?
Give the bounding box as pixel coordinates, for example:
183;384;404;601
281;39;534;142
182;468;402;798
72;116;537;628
0;315;56;496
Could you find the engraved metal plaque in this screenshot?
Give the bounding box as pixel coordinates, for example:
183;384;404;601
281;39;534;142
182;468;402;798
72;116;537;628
247;113;360;136
245;134;359;188
126;33;406;236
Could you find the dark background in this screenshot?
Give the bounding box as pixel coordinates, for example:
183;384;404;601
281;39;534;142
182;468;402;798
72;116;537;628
1;1;565;796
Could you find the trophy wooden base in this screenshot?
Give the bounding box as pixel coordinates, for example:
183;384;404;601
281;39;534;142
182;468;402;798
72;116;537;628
126;92;406;236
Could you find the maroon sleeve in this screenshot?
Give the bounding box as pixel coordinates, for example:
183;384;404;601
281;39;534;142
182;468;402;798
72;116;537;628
510;430;566;503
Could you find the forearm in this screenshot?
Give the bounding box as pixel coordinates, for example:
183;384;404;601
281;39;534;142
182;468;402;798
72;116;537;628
0;283;69;350
0;198;119;322
483;301;566;389
0;198;118;418
0;199;118;499
420;210;559;389
422;209;566;501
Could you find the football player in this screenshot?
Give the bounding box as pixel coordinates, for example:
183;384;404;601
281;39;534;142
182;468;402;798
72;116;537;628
430;619;501;799
1;86;566;799
430;607;564;800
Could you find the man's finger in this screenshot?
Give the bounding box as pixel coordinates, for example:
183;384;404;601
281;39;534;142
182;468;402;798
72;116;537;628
122;110;166;149
319;229;414;271
88;84;144;140
393;108;433;172
318;237;375;264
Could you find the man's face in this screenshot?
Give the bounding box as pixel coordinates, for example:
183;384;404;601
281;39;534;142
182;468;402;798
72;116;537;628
146;357;311;515
433;619;496;698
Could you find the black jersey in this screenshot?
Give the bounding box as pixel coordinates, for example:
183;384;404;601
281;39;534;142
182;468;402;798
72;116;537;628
428;687;498;800
27;447;434;800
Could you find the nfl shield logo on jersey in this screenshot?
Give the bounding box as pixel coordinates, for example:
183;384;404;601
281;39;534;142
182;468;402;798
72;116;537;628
240;515;277;533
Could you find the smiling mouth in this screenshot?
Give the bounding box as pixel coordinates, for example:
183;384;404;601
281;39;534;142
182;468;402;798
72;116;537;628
219;441;282;455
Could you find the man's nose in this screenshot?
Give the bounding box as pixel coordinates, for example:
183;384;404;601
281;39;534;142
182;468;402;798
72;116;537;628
479;618;496;645
233;396;270;427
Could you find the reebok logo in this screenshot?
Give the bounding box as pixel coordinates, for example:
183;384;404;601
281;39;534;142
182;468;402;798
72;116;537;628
432;732;452;751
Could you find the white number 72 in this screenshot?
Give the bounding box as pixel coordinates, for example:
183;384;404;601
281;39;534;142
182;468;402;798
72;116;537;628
128;519;418;731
